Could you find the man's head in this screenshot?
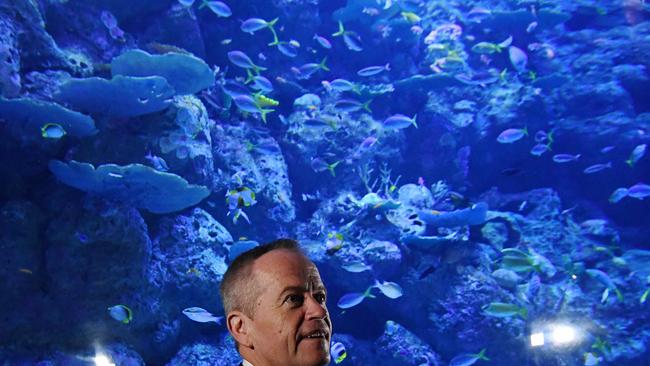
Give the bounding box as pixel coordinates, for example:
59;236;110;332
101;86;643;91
220;239;332;366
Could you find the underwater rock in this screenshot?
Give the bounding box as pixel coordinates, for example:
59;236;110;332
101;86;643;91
0;97;97;140
49;160;210;214
0;17;20;97
480;221;509;249
397;183;434;209
149;208;230;317
55;75;176;118
362;239;402;279
212;124;295;223
157;95;215;187
417;202;488;228
112;49;215;95
376;320;443;366
141;5;206;59
166;337;240;366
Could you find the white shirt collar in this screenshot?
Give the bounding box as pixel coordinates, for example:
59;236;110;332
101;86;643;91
242;360;254;366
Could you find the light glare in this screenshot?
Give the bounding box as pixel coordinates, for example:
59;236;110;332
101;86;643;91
551;324;576;345
530;332;545;347
94;354;116;366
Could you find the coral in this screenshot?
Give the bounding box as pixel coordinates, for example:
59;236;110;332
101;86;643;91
55;75;175;118
0;18;21;97
375;320;443;366
112;49;215;95
48;160;210;214
166;338;240;366
0;96;97;139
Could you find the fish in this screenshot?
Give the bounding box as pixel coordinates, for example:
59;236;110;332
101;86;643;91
100;10;118;29
609;187;628;203
108;304;133;324
233;95;274;122
177;0;195;6
508;46;528;72
145;151;170;172
303;118;334;129
449;348;490;366
41;123;66;139
326;78;358;93
586;269;623;303
182;307;223;324
418;265;436;280
383;114;417;130
331;341;347;364
337;286;375;309
530;143;550;157
357;63;390;77
373;280;403;299
552;154;581;163
313;34;332;49
334;99;372;113
466;7;492;23
497;127;527;143
240;17;278;34
482;302;527;319
276;42;298;57
246;140;281;155
600;145;615;153
471;36;512;54
627;183;650;199
227;50;266;73
310;157;340;176
583;162;612;174
626;144;646;166
401;12;421;24
199;1;231;17
297;58;330;79
332;21;363;52
251;75;273;92
342;262;372;273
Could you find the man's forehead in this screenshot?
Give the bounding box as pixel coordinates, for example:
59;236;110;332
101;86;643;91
253;249;323;286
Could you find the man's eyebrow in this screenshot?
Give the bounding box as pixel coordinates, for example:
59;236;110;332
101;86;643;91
277;285;327;299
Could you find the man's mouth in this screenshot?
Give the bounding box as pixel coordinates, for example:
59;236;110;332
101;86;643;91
301;329;328;340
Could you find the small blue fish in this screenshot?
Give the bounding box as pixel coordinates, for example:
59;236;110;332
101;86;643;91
310;157;340;176
276;41;298;57
609;187;628;203
534;130;550;143
298;58;330;79
530;143;550;157
449;348;490;366
332;21;362;51
182;307;223;324
382;114;417;130
331;341;347;364
334;99;372;113
313;34;332;49
304;118;334;129
41;123;66;139
240;17;278;34
626;144;646;167
553;153;581;163
145;151;169;172
357;63;390;77
583;162;612;174
324;78;358;93
227;50;266;73
601;145;615;153
342;262;372;273
108;304;133;324
232;94;261;114
199;1;231;17
373;280;403;299
177;0;195;7
497;127;527;143
337;286;375;309
251;75;273;92
508;46;527;72
628;183;650;199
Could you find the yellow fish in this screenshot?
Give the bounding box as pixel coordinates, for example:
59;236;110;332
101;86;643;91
401;12;421;24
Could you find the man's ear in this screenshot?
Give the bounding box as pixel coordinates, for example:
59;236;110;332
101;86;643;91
227;311;254;348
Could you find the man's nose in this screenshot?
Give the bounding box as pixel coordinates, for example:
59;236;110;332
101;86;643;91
305;295;328;319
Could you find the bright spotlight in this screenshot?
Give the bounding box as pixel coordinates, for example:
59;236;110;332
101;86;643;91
530;332;545;347
551;324;576;345
93;354;116;366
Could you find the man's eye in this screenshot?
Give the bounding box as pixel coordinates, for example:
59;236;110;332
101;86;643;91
286;294;304;305
314;293;326;304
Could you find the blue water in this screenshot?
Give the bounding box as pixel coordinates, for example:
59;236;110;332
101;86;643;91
0;0;649;365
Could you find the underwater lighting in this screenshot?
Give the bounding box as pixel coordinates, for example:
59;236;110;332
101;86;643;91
93;354;116;366
550;324;577;345
530;332;545;347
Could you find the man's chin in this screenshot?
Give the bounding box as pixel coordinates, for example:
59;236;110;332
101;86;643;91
296;341;331;366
